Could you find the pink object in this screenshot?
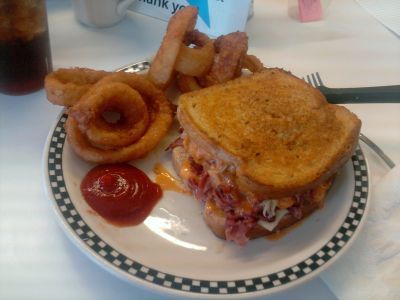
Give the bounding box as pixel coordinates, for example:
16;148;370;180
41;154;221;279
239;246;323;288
298;0;323;22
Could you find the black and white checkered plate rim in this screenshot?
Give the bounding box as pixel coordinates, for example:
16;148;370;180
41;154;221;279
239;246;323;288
46;114;369;297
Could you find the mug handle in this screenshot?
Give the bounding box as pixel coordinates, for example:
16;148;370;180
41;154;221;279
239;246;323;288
117;0;136;16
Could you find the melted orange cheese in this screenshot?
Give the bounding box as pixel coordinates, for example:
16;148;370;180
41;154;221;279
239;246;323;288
179;159;193;181
153;163;189;194
277;197;295;209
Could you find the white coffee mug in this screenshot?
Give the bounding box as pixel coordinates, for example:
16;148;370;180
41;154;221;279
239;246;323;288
72;0;136;27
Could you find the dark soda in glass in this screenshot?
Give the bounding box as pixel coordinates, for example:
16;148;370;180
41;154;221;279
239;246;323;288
0;0;52;95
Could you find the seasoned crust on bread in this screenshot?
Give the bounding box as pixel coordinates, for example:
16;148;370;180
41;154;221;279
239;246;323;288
177;68;361;198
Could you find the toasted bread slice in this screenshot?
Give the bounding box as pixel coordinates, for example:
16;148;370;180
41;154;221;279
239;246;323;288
177;68;361;198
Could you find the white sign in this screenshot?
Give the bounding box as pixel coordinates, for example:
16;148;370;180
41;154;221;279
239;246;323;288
129;0;252;37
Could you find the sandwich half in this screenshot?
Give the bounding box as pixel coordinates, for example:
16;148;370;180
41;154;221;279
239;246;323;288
171;68;361;245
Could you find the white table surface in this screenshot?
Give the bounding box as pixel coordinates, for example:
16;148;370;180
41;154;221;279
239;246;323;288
0;0;399;299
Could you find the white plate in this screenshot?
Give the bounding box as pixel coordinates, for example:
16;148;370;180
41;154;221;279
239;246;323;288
43;65;370;299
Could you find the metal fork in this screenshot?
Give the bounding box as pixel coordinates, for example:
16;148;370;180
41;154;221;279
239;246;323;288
305;74;396;168
115;60;150;73
305;72;400;104
357;133;395;168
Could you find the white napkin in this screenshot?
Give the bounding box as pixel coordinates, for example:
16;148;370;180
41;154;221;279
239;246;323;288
355;0;400;36
321;164;400;299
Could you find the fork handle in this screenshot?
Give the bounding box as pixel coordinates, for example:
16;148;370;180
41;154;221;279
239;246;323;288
318;85;400;104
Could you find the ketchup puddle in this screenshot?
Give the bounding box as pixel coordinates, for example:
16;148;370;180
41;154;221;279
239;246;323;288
81;163;162;227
